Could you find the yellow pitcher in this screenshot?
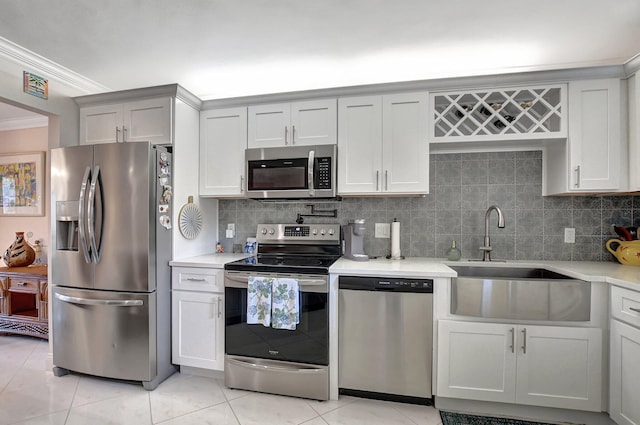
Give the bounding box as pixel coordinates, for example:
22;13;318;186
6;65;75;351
606;239;640;266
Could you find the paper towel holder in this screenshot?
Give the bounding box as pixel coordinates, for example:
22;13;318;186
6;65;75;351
388;217;404;260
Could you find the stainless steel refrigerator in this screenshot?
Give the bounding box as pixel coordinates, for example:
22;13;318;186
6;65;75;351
50;141;175;390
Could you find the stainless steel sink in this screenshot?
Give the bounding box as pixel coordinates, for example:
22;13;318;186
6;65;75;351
450;266;591;322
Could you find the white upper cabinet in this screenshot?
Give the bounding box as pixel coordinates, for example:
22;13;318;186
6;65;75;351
429;84;567;144
80;97;173;145
544;78;627;195
200;107;247;197
248;99;336;148
629;73;640;191
337;96;382;194
338;92;429;195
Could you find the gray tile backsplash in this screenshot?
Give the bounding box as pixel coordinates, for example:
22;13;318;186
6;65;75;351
218;151;640;262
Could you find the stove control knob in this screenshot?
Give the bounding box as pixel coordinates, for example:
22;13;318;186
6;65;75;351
312;228;318;235
320;228;326;235
268;228;275;235
328;228;334;235
261;228;268;235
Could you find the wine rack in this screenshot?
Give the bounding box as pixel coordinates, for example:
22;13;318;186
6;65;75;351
430;84;567;142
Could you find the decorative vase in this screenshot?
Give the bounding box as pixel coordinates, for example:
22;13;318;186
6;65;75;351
3;232;36;267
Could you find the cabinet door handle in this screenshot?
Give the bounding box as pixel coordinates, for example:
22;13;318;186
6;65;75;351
574;165;580;188
185;278;206;282
284;126;288;145
385;170;389;191
217;296;223;318
292;125;296;144
115;126;121;142
122;126;127;142
630;307;640;314
509;327;515;353
376;170;380;191
521;328;527;354
240;175;244;193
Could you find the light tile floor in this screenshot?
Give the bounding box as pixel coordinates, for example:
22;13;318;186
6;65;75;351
0;336;443;425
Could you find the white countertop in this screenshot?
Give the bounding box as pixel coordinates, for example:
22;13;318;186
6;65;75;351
169;254;640;292
169;253;251;269
330;257;456;278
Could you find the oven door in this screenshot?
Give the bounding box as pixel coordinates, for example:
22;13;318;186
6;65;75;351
224;270;329;365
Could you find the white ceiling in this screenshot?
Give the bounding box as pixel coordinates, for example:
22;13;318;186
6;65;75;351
1;0;640;103
0;103;47;131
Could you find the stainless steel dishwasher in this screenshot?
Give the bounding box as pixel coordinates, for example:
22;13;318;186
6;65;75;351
338;276;433;405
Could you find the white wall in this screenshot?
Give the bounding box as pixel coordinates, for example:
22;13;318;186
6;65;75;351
0;126;49;262
172;98;218;259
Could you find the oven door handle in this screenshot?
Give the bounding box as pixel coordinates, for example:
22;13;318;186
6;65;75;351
224;273;327;288
226;356;326;374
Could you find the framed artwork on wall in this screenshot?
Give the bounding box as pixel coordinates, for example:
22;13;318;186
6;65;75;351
0;151;45;216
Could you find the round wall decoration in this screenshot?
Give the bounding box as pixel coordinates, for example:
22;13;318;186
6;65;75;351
178;196;203;240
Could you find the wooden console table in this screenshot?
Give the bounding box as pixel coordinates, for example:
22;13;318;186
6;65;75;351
0;265;48;339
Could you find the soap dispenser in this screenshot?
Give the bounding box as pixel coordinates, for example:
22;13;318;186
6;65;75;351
446;240;462;261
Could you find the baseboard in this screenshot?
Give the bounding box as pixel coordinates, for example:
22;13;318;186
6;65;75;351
435;397;615;425
178;365;224;380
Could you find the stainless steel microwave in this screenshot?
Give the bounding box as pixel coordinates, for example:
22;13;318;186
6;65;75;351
245;145;337;199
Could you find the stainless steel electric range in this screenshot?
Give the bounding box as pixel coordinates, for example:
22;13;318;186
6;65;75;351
223;223;341;401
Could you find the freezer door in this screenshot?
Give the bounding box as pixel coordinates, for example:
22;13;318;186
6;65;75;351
93;142;156;292
51;145;95;289
52;286;156;382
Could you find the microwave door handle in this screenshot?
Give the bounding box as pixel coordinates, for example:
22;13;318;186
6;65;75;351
78;166;92;264
308;150;315;196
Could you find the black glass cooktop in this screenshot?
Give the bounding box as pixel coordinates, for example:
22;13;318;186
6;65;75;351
224;254;340;275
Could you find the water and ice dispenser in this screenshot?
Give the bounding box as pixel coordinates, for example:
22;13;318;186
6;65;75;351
55;201;79;251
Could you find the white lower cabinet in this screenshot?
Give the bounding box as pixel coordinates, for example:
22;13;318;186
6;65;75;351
436;320;602;411
171;268;224;371
610;286;640;425
610;320;640;425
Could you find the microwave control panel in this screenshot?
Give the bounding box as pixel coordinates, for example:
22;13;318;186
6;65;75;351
316;157;332;189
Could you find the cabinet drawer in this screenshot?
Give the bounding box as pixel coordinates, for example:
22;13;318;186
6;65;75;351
8;277;40;293
611;285;640;328
172;267;223;292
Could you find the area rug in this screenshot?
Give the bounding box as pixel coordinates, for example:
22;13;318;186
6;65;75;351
440;411;562;425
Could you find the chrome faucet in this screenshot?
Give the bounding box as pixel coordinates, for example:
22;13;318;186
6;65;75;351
479;205;505;261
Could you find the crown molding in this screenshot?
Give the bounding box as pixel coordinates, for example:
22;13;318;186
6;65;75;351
0;116;48;131
624;53;640;76
0;36;110;95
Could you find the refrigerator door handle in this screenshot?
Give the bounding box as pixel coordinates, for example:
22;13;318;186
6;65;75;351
55;292;144;307
78;166;92;264
88;166;103;264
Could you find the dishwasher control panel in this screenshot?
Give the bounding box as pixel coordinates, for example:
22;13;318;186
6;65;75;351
339;276;433;293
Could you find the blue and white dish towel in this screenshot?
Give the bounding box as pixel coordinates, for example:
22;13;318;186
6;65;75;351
247;276;274;327
271;278;300;330
247;277;299;330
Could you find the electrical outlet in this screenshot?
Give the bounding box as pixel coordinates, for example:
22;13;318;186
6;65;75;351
564;227;576;243
375;223;390;238
227;223;235;231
